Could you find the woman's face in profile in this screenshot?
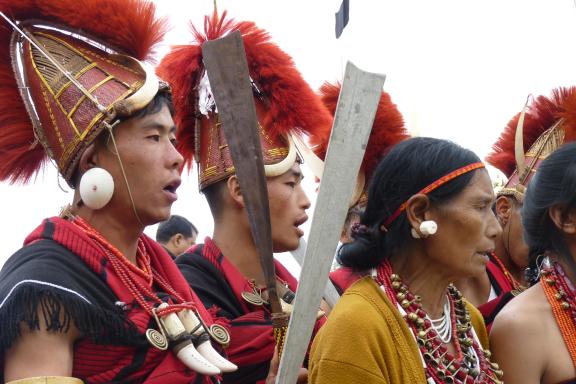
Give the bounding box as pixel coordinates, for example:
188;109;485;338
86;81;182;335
424;170;502;279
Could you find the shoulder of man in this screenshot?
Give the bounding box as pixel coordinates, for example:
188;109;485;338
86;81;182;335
0;239;135;352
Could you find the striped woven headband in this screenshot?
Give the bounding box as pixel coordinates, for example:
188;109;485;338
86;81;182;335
382;162;485;230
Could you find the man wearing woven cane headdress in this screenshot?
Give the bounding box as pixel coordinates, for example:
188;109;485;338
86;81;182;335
0;0;236;382
456;89;576;330
489;86;576;384
157;9;332;384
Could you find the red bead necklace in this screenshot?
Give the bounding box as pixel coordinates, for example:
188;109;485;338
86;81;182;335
541;261;576;368
489;252;525;293
375;261;503;384
73;217;195;318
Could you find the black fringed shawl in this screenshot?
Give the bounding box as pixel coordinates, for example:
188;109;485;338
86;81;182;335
0;217;216;383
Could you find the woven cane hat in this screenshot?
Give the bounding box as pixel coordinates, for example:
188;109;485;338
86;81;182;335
0;0;167;186
157;10;332;191
487;87;576;202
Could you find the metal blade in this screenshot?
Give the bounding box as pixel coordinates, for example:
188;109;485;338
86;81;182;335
202;31;282;314
276;62;385;384
290;238;340;308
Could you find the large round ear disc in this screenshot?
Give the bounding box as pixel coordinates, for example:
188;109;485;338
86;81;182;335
79;168;114;210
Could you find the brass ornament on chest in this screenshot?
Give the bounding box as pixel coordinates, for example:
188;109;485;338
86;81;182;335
241;290;267;306
146;305;169;350
146;328;168;350
209;323;231;346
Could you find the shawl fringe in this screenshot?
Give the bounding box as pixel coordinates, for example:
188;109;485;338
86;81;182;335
0;284;140;351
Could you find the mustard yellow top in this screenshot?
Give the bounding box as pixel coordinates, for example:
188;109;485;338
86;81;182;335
309;276;489;384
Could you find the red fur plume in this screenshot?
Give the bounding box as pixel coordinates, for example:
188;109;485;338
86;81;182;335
157;10;333;168
156;44;203;172
0;0;166;183
0;0;166;60
486;86;576;177
318;82;409;181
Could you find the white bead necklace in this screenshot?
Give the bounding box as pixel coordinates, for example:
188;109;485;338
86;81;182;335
426;297;451;343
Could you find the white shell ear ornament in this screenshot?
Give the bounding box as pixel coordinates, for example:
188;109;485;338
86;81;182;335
420;220;437;236
79;168;114;210
411;220;438;239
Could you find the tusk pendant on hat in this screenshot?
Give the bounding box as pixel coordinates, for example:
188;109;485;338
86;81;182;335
291;132;325;179
264;135;297;177
112;56;160;117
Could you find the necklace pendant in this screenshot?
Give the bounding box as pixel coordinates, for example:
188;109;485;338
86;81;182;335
209;323;231;346
241;291;265;306
146;304;171;350
146;328;168;350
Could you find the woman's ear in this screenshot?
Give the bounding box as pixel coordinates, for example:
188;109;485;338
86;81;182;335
405;194;431;233
227;175;245;208
549;205;576;235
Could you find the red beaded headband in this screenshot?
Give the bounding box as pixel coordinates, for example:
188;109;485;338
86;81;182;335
382;162;485;230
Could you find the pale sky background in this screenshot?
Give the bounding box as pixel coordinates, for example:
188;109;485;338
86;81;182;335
1;0;576;272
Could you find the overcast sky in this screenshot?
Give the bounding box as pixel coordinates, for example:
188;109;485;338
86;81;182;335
1;0;576;271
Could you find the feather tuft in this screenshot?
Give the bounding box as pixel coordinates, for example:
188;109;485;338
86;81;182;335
0;0;167;60
157;11;333;167
487;86;576;177
318;82;409;182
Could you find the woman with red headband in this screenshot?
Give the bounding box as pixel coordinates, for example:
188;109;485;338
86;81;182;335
309;137;503;383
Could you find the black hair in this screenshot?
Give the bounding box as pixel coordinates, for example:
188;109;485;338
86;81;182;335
522;142;576;284
203;179;227;220
156;215;196;243
131;88;174;119
98;89;175;147
71;90;175;188
338;137;482;270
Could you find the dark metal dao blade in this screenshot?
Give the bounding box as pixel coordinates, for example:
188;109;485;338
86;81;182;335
201;31;282;315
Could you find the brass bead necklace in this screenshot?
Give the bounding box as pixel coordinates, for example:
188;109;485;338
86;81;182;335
375;261;503;384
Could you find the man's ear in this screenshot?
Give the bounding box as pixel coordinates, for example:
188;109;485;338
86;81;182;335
495;195;512;226
227;175;245;208
405;194;431;233
172;233;183;246
549;205;576;235
78;143;99;175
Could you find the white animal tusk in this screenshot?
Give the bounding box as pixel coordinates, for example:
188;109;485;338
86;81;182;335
177;309;236;372
175;341;221;376
197;339;238;373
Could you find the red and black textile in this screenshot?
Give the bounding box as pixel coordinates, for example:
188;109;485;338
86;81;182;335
176;238;325;384
0;217;216;383
478;254;516;331
329;267;368;295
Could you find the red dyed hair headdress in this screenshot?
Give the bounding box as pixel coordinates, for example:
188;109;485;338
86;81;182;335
317;82;409;207
486;87;576;201
157;10;332;190
0;0;167;186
